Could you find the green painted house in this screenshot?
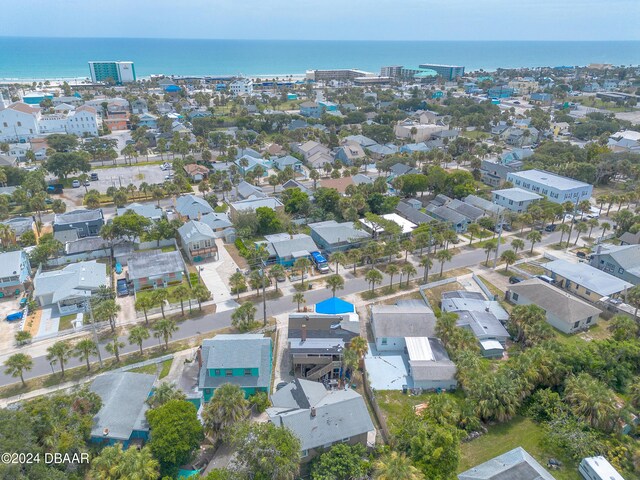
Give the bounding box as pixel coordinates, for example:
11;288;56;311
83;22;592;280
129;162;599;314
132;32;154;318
198;334;272;402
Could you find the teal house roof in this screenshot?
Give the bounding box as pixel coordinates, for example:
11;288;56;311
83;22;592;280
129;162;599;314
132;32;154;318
315;297;354;315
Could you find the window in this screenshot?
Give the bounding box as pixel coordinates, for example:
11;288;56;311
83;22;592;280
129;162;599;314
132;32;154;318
341;437;350;443
511;293;519;301
17;122;21;127
244;369;252;376
214;369;221;376
301;450;308;458
573;321;580;329
225;369;233;377
585;290;591;296
2;122;6;127
619;268;624;274
586;316;592;324
381;338;387;345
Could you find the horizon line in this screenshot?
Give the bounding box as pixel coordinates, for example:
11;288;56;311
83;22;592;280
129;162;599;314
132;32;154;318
1;36;639;42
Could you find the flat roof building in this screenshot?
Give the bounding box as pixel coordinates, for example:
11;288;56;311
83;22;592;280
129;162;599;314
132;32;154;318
507;169;593;204
418;64;465;80
89;61;136;84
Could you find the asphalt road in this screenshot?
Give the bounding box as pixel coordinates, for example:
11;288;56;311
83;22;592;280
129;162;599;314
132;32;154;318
0;222;597;387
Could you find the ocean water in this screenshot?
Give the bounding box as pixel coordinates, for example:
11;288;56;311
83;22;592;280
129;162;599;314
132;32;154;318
0;37;639;80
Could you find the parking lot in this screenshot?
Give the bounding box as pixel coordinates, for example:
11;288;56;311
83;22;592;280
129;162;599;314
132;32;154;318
62;164;171;202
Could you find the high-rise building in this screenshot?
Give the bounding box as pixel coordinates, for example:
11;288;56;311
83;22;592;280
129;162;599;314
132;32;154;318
88;61;136;84
418;64;465;80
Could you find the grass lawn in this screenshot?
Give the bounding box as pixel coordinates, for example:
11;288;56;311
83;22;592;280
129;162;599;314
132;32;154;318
161;245;176;253
159;359;173;379
458;416;579;480
58;314;77;331
475;237;506;249
135;280;192;304
517;262;546;276
128;363;158;375
460;130;491;140
477;275;504;297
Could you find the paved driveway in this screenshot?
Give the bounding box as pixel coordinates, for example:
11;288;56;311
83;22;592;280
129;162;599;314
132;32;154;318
196;238;240;312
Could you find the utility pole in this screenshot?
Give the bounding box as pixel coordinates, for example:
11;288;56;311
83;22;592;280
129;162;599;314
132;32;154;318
260;268;267;326
86;300;103;369
492;213;504;269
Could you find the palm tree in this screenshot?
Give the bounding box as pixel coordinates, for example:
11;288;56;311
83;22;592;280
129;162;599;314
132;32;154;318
436;249;453;277
483;239;497;266
573;221;588;245
90;444;159;480
192;284;211;311
153;318;178;349
173;284;191;316
151;289;169;319
373;451;424;480
4;353;33;386
128;325;150;355
347;249;362;275
467;223;481;245
135;296;155;325
401;239;414;262
202;383;249;438
325;274;345;297
419;256;433;283
386;264;400;289
293;292;306;312
105;336;125;363
627;285;640;319
269;264;286;292
526;230;542;254
73;339;98;371
229;271;246;299
365;268;383;293
557;223;571;245
564;373;618;432
46;341;72;377
511;238;525;254
600;221;611;240
349;336;369;366
331;252;347;274
500;249;517;272
401;263;417;287
294;257;312;287
93;298;121;333
342;348;358;380
586;218;599;238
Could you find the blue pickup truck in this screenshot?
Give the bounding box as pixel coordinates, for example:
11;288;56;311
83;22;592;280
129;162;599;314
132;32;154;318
116;279;129;297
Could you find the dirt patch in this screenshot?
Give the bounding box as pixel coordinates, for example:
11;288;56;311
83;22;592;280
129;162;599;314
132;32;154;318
24;309;42;337
223;243;248;269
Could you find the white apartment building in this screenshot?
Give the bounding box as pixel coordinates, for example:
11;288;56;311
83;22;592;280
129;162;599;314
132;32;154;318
506;169;593;204
0;103;98;142
229;78;253;96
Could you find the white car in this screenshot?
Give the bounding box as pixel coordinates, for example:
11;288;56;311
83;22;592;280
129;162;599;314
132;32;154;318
160;163;172;171
72;180;80;188
164;173;174;180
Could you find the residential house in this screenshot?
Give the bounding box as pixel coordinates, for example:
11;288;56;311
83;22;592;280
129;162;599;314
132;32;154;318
388;162;420;181
90;372;156;448
507;278;602;334
425;203;470;233
263;233;319;267
34;261;108;313
530;92;554;105
590;244;640;285
395;200;435;226
458;447;557;480
53;209;105;240
399;142;431;154
394;121;445;142
0;250;31;297
236;180;266;200
176;194;215;219
178;220;218;263
299;101;322;118
288;313;360;381
137;112;158;129
267;378;375;462
292;140;331;162
229;78;253;97
507;169;593;204
229;197;284;218
235;155;270;177
127;250;185;291
543;259;633;302
272;155;302;172
281;179;312;196
366;143;398;159
309;220;371;253
406;336;458;391
307;151;335;169
579;456;624;480
183;164;209;182
335;141;365;165
619;231;640;245
2;217;34;239
130;98;148;114
370;302;437;351
344;135;377;148
492;187;542;213
198;334;271;402
319;176;356;195
116;203;163;221
463;195;505;218
360;213;417;237
441;291;509;322
198;212;233;236
454;310;510;358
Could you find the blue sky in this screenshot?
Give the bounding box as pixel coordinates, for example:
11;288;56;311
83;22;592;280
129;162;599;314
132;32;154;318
4;0;639;41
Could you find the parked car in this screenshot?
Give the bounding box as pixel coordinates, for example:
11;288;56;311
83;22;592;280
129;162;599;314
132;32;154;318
544;224;557;232
509;276;524;284
164;173;174;180
72;180;80;188
116;278;129;297
83;180;90;186
576;251;587;259
160;163;172;171
276;381;289;391
6;311;24;321
46;184;64;194
90;172;99;181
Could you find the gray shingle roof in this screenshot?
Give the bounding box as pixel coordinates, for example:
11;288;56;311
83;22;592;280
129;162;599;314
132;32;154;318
127;250;185;280
458;447;557;480
176;194;215;219
455;310;510;340
270;234;319;259
2;217;33;236
178;220;216;244
54;209;103;225
90;372;156;441
267;379;374;451
116;203;164;220
508;278;602;322
309;221;370;245
371;304;436;338
395;201;436;225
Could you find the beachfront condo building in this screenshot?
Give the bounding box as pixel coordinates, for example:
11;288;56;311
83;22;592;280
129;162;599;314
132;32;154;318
418;64;465;80
89;61;136;84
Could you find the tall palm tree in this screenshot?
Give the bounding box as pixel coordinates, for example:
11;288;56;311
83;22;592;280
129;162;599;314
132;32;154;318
4;353;33;386
293;292;305;312
401;264;417;287
73;339;98;371
46;341;72;377
153;318;178;349
365;268;383;292
325;274;345;297
483;239;497;266
202;383;249;438
331;252;347;274
294;257;312;287
564;373;618;432
526;230;542;254
627;285;640;319
436;249;453;277
135;296;155;325
511;238;525;254
192;284;211;311
419;256;433;283
500;249;517;272
349;336;369;365
151;289;169;319
128;325;150;355
347;249;362;275
173;284;191;316
269;264;286;293
386;264;400;289
373;451;424;480
105;336;125;363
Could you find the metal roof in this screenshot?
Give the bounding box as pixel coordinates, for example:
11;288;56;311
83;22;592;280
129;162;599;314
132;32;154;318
127;250;185;280
544;259;633;297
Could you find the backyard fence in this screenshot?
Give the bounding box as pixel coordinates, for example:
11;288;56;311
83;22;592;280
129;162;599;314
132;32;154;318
362;369;391;445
